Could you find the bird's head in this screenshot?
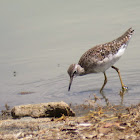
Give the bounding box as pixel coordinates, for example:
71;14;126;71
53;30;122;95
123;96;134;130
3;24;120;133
67;64;85;91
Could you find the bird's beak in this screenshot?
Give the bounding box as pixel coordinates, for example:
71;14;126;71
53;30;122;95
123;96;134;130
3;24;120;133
68;76;73;91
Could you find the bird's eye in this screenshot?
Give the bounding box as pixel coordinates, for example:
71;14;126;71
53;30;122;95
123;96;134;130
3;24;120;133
72;71;77;77
73;71;77;74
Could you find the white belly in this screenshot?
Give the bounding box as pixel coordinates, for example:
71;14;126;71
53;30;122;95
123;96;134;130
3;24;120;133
94;45;126;73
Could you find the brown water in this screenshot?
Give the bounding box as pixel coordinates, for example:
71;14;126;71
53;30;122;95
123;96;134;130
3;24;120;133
0;1;140;111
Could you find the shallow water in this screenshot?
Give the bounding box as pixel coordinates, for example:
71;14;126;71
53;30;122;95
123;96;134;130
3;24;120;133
0;1;140;111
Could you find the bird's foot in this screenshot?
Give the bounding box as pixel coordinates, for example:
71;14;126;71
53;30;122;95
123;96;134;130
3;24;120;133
122;85;128;91
120;85;128;95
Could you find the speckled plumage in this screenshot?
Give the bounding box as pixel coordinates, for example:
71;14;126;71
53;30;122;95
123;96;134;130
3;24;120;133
67;28;134;92
78;28;134;74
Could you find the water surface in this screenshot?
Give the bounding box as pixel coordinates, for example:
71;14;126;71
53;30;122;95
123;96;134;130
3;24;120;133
0;1;140;111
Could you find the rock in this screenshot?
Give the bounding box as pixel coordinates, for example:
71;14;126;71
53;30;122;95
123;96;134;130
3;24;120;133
11;101;75;118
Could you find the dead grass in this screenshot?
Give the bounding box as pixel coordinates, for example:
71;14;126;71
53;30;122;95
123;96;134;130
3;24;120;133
0;102;140;139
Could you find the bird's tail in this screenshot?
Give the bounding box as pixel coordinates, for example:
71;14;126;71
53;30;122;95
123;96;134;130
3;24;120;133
116;28;134;43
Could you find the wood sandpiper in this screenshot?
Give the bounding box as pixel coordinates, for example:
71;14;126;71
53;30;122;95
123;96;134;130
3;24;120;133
67;28;134;92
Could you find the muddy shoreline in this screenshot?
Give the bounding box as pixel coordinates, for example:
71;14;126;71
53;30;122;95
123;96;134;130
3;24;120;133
0;102;140;139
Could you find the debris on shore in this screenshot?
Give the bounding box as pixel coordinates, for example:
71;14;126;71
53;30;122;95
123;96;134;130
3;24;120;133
0;101;140;139
11;101;75;118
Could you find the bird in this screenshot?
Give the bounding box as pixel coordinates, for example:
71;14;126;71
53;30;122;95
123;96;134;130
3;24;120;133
67;28;134;92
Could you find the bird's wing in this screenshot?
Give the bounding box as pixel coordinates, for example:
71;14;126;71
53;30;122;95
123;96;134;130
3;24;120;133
78;28;134;71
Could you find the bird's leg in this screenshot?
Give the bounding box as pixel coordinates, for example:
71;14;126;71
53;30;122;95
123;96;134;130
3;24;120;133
111;66;128;92
100;72;107;93
120;89;124;105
